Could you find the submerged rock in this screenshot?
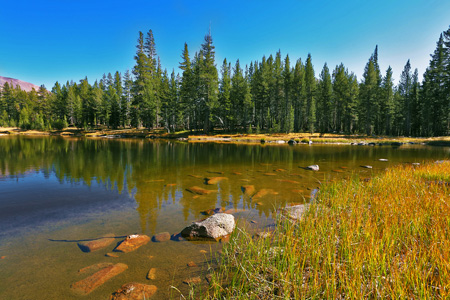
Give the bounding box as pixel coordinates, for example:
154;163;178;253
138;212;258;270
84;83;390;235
252;189;278;199
181;213;235;240
71;263;128;295
147;268;157;280
241;185;256;197
281;204;310;221
306;165;319;171
78;262;114;274
187;261;198;267
110;282;157;300
263;172;277;176
183;277;201;285
105;253;119;258
205;177;228;185
152;232;170;242
201;207;225;216
170;233;185;242
114;235;150;253
186;186;216;195
379;158;388;162
77;233;115;252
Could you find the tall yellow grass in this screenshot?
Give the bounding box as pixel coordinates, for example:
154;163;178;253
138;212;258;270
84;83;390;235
199;161;450;299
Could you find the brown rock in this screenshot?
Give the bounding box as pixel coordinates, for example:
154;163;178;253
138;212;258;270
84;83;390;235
105;253;119;258
170;233;185;242
147;268;157;280
78;262;114;274
183;277;201;285
199;250;208;254
275;168;286;172
71;263;128;295
231;171;242;175
186;186;216;195
0;256;5;259
110;282;157;300
263;173;277;176
187;261;197;267
276;179;299;184
77;233;115;252
241;185;256;196
223;208;245;214
188;174;202;178
205;177;228;185
252;189;278;199
165;183;177;187
114;235;150;253
201;207;225;215
152;232;170;242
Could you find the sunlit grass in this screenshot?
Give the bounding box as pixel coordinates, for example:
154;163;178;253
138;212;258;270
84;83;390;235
194;161;450;299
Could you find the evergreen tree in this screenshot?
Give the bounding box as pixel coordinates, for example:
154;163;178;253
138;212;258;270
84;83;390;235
304;54;316;133
398;59;413;136
317;63;332;133
360;55;378;135
380;66;395;135
219;58;232;130
198;31;219;133
292;58;305;131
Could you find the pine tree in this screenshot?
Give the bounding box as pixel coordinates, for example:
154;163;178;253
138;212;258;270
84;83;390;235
304;54;316;134
282;54;293;133
121;70;132;127
317;63;332;133
198;31;219;133
360;55;378;135
219;58;231;130
398;59;413;136
380;66;395;135
292;58;305;132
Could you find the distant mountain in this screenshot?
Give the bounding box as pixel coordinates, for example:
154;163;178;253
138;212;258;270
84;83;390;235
0;76;41;92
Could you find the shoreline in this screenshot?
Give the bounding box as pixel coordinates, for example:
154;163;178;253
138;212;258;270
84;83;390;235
1;127;450;146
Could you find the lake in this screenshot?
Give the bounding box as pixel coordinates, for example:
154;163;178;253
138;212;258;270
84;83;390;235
0;136;448;299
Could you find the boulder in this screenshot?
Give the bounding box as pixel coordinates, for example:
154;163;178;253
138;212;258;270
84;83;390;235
186;186;216;195
77;233;115;252
152;232;170;242
71;263;128;295
281;204;310;221
361;165;373;169
114;235;150;253
241;185;256;197
288;139;295;145
205;177;228;185
181;213;235;240
306;165;319;171
110;282;157;300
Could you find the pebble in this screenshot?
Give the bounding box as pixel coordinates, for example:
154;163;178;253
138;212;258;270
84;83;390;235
147;268;157;280
183;277;201;285
187;261;198;267
105;253;119;258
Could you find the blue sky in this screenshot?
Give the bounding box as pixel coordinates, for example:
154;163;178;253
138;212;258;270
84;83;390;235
1;0;449;89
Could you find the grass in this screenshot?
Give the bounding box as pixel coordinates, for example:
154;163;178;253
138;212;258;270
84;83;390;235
193;160;450;299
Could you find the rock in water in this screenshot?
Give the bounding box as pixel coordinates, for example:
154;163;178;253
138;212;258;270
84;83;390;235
183;277;201;285
181;213;235;240
205;177;228;185
281;204;310;221
77;233;115;252
306;165;319;171
71;263;128;295
152;232;170;242
78;262;114;274
378;158;388;162
241;185;256;197
186;186;216;195
361;165;373;169
252;189;278;199
110;282;157;300
114;235;150;253
201;207;225;216
147;268;157;280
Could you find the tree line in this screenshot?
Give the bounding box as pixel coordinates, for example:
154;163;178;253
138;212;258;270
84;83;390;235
1;26;450;136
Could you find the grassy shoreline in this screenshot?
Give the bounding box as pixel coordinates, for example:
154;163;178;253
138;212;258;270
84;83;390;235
1;127;450;146
195;161;450;299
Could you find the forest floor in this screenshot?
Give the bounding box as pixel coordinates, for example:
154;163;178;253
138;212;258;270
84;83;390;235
1;126;450;146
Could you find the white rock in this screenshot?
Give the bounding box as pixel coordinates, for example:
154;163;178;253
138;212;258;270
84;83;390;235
181;213;235;240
